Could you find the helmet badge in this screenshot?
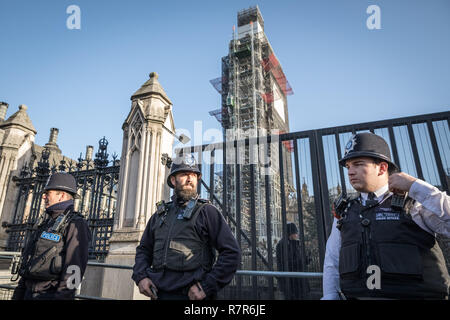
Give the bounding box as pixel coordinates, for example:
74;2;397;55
184;154;196;166
344;135;357;156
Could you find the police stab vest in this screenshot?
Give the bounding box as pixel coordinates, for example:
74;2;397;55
338;194;450;299
19;207;83;281
152;199;216;272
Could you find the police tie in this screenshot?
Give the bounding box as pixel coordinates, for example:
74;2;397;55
365;192;378;207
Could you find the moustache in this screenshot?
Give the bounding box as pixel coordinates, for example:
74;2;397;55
182;183;195;188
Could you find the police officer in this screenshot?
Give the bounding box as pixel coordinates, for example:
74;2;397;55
132;154;241;300
322;132;450;300
11;172;91;300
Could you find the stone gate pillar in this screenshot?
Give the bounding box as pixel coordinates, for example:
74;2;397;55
99;72;175;300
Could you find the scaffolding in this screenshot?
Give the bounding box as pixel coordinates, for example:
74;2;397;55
210;6;295;272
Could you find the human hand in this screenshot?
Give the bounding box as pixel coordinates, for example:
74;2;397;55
138;277;158;299
388;172;417;194
188;282;206;300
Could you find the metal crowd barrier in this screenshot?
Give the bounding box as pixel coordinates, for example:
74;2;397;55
0;256;323;300
87;261;323;278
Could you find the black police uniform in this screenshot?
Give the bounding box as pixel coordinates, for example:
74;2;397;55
132;154;241;299
12;200;91;300
338;194;449;299
333;132;450;299
132;195;241;299
11;173;91;300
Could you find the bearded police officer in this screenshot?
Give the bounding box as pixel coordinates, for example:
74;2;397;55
132;154;240;300
11;172;91;300
322;132;450;300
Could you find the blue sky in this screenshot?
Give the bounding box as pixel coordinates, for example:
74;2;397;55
1;0;449;161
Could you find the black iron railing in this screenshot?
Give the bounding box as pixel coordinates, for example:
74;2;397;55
175;110;450;299
3;137;120;261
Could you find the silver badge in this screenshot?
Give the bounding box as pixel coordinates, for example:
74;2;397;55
184;154;196;166
344;135;357;155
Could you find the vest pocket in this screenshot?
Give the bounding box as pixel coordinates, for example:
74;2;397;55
169;239;202;271
377;243;423;280
339;243;361;277
27;245;58;280
152;240;165;268
50;256;62;274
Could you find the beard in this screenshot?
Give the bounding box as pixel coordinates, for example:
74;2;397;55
174;183;198;203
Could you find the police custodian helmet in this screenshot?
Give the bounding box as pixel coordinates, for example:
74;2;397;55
44;172;80;199
167;154;202;189
339;132;399;171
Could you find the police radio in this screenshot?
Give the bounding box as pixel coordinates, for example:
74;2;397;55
10;255;22;281
156;201;169;227
391;193;407;211
182;199;198;219
333;193;359;231
49;206;74;233
150;285;158;299
156;201;167;215
51;213;68;233
332;193;349;220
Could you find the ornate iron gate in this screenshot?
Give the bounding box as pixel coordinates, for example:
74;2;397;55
3;137;120;261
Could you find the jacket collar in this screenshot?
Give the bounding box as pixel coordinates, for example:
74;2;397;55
360;184;390;205
46;199;74;219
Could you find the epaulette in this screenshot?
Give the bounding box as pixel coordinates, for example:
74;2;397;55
70;211;85;219
197;198;211;204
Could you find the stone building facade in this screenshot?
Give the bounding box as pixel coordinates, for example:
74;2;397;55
0;103;76;250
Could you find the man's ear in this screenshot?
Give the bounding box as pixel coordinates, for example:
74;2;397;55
170;175;176;186
56;191;64;201
61;191;71;201
378;161;389;176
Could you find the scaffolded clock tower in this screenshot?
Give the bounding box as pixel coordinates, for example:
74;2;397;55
210;6;295;265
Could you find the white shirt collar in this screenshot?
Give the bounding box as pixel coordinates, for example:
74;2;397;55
361;184;390;204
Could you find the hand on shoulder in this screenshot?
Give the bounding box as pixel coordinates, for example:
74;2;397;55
388;172;417;194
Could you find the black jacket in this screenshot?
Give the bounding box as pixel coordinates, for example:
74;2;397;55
276;237;303;273
132;196;241;297
12;200;91;300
